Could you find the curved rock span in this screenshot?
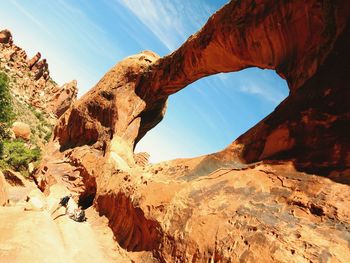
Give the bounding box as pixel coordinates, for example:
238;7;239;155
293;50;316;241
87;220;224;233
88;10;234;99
34;0;350;262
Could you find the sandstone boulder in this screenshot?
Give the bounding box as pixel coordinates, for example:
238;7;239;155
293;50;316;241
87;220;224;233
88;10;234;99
0;29;12;44
11;121;31;140
27;52;41;70
33;59;49;80
28;162;35;174
24;188;46;211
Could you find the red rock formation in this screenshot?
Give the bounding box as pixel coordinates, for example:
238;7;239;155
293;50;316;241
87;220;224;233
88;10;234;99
28;52;41;70
96;192;161;251
9;46;27;64
137;0;349;97
51;1;350;174
0;29;12;44
53;51;163;154
0;30;77;118
32;58;49;80
134;152;150;167
33;0;350;262
46;80;78;118
134;0;350;177
11;121;31;140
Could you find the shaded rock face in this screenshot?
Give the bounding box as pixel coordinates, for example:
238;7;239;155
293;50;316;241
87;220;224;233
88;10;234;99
235;26;350;179
34;0;350;262
96;192;162;251
0;29;77;118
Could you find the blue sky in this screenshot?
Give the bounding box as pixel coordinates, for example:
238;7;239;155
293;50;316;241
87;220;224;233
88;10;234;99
0;0;288;162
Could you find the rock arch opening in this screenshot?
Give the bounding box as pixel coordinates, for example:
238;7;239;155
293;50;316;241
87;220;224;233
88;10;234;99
135;67;289;163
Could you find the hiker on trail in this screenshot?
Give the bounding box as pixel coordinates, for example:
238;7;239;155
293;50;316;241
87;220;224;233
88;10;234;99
59;194;71;208
51;194;72;215
51;194;86;222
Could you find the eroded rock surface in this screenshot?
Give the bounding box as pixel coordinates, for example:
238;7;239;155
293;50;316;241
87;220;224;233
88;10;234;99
32;0;350;262
122;161;350;262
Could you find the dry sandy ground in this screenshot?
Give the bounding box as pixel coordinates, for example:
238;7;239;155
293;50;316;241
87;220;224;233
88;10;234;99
0;206;133;263
0;180;138;263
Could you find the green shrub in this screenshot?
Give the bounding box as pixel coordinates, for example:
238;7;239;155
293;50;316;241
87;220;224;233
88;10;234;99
28;104;42;120
1;139;41;172
0;124;7;157
0;142;3;157
0;72;14;123
0;123;10;139
44;130;52;142
34;111;45;122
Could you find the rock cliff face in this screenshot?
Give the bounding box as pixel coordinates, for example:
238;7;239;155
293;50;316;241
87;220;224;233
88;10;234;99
33;0;350;262
0;30;77;118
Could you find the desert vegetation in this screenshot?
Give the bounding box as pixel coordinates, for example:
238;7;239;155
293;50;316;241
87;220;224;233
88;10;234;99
0;71;42;176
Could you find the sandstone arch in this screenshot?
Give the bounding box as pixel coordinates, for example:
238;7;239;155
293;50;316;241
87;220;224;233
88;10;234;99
133;0;350;178
136;0;349;98
53;0;349;178
34;1;350;261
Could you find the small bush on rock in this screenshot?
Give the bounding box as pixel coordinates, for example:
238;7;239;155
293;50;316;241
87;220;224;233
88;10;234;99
0;72;14;123
0;139;41;172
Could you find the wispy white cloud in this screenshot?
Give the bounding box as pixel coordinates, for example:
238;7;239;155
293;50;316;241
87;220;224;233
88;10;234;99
239;80;285;104
11;0;53;37
191;103;218;132
216;70;287;105
116;0;213;51
194;84;231;130
49;0;122;63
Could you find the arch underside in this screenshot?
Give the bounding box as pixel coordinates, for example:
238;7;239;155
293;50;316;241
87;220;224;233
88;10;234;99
133;0;350;180
51;0;350;182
